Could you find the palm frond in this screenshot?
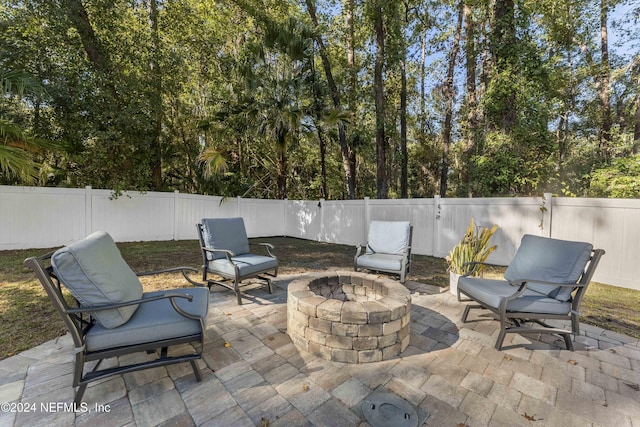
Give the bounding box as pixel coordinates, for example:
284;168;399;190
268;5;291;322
0;144;39;183
198;147;228;178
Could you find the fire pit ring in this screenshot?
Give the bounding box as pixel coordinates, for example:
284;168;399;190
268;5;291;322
287;271;411;363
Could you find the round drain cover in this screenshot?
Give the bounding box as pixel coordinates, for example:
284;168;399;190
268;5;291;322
362;392;419;427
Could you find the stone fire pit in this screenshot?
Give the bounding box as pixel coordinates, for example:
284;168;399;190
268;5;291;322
287;271;411;363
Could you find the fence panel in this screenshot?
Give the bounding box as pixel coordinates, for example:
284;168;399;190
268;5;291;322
239;198;287;237
435;197;546;264
174;193;229;240
0;186;87;249
90;190;176;243
550;197;640;289
1;185;638;290
285;200;322;241
319;200;366;246
366;198;436;256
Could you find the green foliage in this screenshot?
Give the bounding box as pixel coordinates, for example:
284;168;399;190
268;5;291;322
447;218;498;275
589;154;640;198
0;70;56;184
0;0;638;199
468;127;554;196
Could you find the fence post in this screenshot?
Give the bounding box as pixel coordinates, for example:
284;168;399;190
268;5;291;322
283;198;288;237
433;195;441;257
318;198;325;242
543;192;553;238
85;186;92;236
237;196;242;218
364;197;370;239
173;190;179;241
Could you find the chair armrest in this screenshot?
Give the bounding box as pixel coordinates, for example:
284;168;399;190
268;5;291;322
355;243;369;258
499;278;578;308
64;292;194;315
137;266;198;277
507;278;579;288
201;247;235;261
252;242;276;257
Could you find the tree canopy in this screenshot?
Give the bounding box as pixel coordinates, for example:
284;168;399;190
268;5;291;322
1;0;639;198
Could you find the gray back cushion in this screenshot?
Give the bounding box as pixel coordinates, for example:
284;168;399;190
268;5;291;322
367;221;411;255
504;234;593;301
51;231;143;329
201;218;250;259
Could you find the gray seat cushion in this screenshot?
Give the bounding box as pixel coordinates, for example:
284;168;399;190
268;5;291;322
201;218;250;260
208;254;278;279
504;235;593;302
367;221;411;255
52;231;143;329
458;277;571;315
356;253;404;272
85;287;209;352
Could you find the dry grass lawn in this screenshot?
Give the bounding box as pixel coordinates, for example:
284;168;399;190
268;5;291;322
1;237;638;359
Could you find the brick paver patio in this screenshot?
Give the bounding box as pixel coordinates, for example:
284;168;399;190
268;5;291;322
1;275;639;426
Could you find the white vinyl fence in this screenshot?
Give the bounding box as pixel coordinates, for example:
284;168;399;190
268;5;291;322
2;185;639;291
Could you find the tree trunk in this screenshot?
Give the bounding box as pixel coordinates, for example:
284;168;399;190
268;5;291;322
599;0;612;158
634;91;640;154
400;57;408;198
420;27;428;136
277;149;287;199
149;0;163;190
347;0;358;120
310;44;328;199
440;0;464;197
373;2;387;199
634;56;640;154
317;126;328;198
558;47;575;169
345;0;358;199
63;0;119;104
490;0;516;132
463;0;477;197
399;2;408;199
306;0;356;199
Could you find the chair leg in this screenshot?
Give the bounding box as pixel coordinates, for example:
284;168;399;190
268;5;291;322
461;304;480;323
74;384;88;405
495;327;507;350
266;278;273;294
190;360;202;381
563;334;574;351
495;316;509;350
235;278;242;305
73;352;90;404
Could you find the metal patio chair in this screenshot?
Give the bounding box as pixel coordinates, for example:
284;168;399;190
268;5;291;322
196;217;278;305
24;231;208;404
457;234;605;351
354;220;413;283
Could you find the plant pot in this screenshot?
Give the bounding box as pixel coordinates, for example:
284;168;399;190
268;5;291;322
449;271;461;296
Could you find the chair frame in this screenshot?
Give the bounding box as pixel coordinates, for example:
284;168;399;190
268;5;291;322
354;225;413;283
24;253;206;404
196;223;278;305
457;248;605;351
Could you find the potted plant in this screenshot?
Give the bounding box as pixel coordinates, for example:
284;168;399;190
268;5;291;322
447;218;498;295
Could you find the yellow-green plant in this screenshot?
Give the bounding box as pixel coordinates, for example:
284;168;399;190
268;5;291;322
447;218;498;276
